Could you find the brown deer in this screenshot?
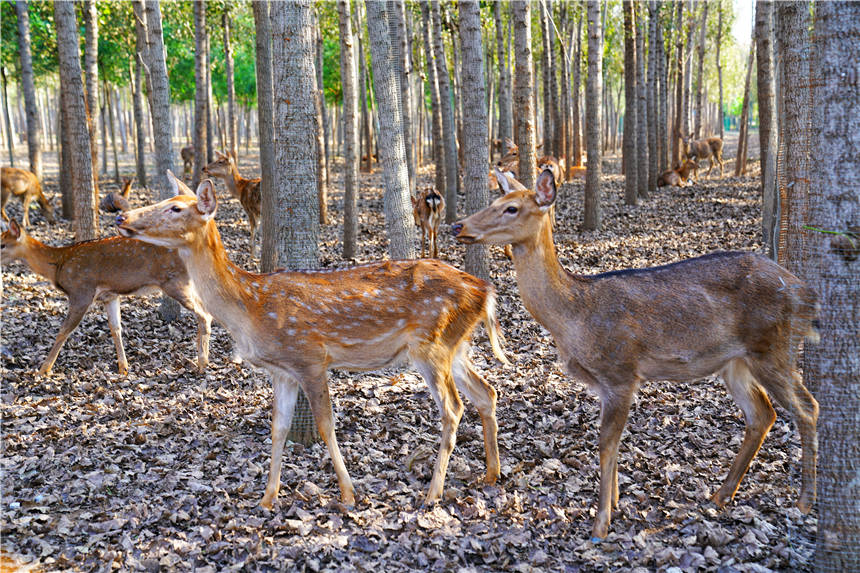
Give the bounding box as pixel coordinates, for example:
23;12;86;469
1;167;55;227
0;218;211;376
202;151;262;256
180;145;195;179
99;176;134;213
116;171;508;509
452;169;819;541
412;187;446;258
656;159;699;188
683;135;724;178
537;156;564;187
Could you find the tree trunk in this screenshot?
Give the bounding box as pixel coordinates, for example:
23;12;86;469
658;16;668;172
314;22;329;225
1;68;13;167
494;2;512;157
647;1;658;193
14;1;41;180
716;0;724;140
458;0;489;280
807;7;860;571
221;8;237;160
512;0;537;190
635;2;648;200
420;2;445;196
254;1;277;274
83;0;99;194
430;1;459;222
622;0;637;204
583;0;602;231
734;42;755;177
106;81;120;184
132;58;147;187
756;0;778;258
390;0;414;194
54;1;97;240
671;0;684;166
539;0;554;157
693;1;708;139
355;1;372;174
338;0;359;261
573;14;583;167
192;0;208;189
559;5;572;179
366;0;416;260
57;89;73;218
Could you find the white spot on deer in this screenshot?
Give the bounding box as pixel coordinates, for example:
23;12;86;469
397;318;406;328
447;288;456;295
267;312;278;320
280;290;286;296
289;316;298;323
434;296;444;303
287;329;297;336
411;284;420;292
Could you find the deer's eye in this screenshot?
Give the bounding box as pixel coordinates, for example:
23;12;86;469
505;206;518;214
170;205;182;213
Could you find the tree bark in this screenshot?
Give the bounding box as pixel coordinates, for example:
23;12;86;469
657;14;668;172
314;22;329;225
366;0;416;259
54;1;97;240
647;1;658;193
430;1;459;222
132;57;147;187
513;0;537;190
83;0;99;193
671;0;684;166
421;1;445;196
356;1;372;174
458;0;489;280
583;0;602;231
636;2;648;200
192;0;208;189
539;0;554;157
254;1;277;273
716;0;724;140
494;2;512;157
223;7;238;160
2;68;15;168
755;0;778;257
622;0;637;204
14;1;41;180
106;81;120;184
807;7;860;570
572;13;583;167
693;1;708;139
390;0;414;194
338;0;359;261
734;42;755;177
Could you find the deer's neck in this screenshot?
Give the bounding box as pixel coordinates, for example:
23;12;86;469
510;220;587;334
18;236;61;285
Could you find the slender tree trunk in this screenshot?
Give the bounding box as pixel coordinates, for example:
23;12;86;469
658;17;668;172
671;0;684;165
583;0;602;231
83;0;99;194
338;0;359;261
494;2;512;156
430;1;459;222
635;2;648;200
314;22;329;225
356;1;372;173
254;1;277;273
421;1;445;196
192;0;208;189
693;1;708;139
366;0;416;259
390;0;414;194
54;1;97;240
106;81;120;184
222;8;237;160
573;14;583;167
14;1;41;180
539;0;554;156
1;68;13;167
117;88;127;154
132;58;147;187
807;6;860;571
734;42;755;177
458;0;489;280
716;0;724;140
560;5;572;179
647;1;658;193
756;0;778;258
513;0;537;190
622;0;637;204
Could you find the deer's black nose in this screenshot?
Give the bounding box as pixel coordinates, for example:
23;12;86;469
115;213;127;227
451;223;463;237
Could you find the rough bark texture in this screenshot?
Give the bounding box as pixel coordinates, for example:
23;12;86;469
635;2;648;200
693;1;708;139
132;57;147;187
1;68;12;167
657;16;668;172
192;0;208;190
390;0;414;194
584;0;602;231
573;14;583;167
671;0;683;166
14;1;42;181
356;2;372;174
421;2;445;197
54;1;97;241
83;0;99;194
734;42;755;177
365;0;416;259
253;2;277;271
223;8;237;160
314;23;329;226
755;0;778;257
430;1;459;222
716;0;724;140
338;0;359;261
458;0;489;280
539;1;554;156
808;8;860;571
513;0;537;190
622;0;637;204
494;2;512;158
647;1;658;193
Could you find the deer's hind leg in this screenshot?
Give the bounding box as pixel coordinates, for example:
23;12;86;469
712;358;776;508
104;296;129;376
261;372;299;509
39;291;95;375
451;344;499;485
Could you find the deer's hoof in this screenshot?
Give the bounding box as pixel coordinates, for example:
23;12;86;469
710;489;731;508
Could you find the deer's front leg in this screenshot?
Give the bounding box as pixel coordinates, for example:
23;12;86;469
261;374;299;509
593;392;633;542
104;297;129;376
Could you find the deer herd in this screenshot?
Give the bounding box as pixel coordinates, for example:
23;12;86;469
1;133;819;542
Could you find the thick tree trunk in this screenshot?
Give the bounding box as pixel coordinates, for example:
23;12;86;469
223;8;238;160
756;0;778;257
192;0;208;189
693;1;708;139
421;1;445;196
430;1;459;222
15;1;42;181
458;0;489;280
338;0;359;261
83;0;99;193
635;2;648;200
734;43;755;177
807;8;860;571
512;0;537;190
622;0;637;204
254;1;277;274
584;0;602;231
54;1;97;240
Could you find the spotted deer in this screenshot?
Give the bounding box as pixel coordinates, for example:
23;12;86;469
1;167;55;227
412;187;445;258
683;135;724;178
99;176;134;213
116;171;509;509
0;218;211;376
657;159;699;188
203;151;262;256
180;145;195;179
452;169;819;541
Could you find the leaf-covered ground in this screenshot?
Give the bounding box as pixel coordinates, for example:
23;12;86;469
2;139;817;572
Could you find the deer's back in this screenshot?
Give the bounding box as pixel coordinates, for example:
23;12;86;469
240;178;262;218
1;167;39;197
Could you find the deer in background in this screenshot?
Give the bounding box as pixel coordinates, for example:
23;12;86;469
657;159;699;188
1;218;211;376
1;167;55;227
99;176;134;213
683;135;724;178
412;187;445;258
203;151;262;257
180;145;195;179
453;169;819;541
116;172;508;509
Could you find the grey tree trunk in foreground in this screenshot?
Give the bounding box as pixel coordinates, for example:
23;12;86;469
366;0;416;259
755;0;778;257
253;0;277;273
338;0;359;260
583;0;602;231
512;0;537;190
635;2;648;200
15;1;42;181
622;0;637;203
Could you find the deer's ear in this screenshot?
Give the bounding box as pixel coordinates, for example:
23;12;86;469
8;218;21;238
535;169;557;209
166;170;192;197
494;167;513;195
196;180;218;219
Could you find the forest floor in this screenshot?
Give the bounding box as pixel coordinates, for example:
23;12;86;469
1;132;819;572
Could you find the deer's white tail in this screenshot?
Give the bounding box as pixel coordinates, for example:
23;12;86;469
483;291;510;365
